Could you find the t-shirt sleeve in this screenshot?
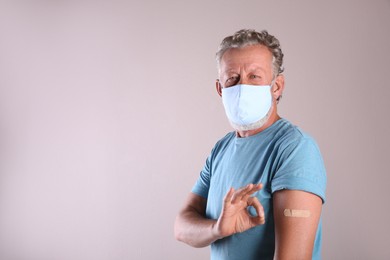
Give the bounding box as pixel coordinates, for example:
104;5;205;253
191;154;212;199
271;135;327;203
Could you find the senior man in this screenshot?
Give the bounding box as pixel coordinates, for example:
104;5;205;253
174;29;327;260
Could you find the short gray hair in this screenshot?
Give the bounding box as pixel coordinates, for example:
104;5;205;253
216;29;284;76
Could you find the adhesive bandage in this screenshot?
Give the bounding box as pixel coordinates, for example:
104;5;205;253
283;209;311;218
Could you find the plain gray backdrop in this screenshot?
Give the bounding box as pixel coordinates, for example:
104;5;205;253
0;0;389;259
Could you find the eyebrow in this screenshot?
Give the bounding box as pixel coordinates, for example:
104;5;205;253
222;67;266;75
247;65;267;73
223;65;266;73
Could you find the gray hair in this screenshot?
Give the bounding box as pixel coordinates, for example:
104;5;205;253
216;29;284;77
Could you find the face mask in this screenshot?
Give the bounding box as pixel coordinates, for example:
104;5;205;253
222;84;272;131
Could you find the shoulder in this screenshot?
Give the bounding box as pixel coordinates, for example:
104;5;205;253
270;120;327;202
210;131;235;154
273;119;320;152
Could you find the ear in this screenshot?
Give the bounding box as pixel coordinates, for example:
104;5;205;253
272;74;285;101
216;80;222;97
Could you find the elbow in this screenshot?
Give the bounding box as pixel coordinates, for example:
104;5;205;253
173;215;184;242
174;227;182;242
175;230;204;248
174;216;205;248
174;230;188;245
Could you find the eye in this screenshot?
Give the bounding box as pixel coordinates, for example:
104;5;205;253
249;74;261;79
225;75;239;87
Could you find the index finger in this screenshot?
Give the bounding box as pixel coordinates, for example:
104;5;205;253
245;183;263;199
232;183;263;203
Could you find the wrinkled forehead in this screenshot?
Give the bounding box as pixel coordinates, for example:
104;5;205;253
219;45;274;74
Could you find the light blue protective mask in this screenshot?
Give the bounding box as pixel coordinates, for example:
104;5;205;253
222;84;272;127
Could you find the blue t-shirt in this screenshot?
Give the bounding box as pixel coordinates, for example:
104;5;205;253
192;119;327;260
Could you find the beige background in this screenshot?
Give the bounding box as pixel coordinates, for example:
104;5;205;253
0;0;389;259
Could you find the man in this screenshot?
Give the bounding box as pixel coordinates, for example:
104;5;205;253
174;29;326;260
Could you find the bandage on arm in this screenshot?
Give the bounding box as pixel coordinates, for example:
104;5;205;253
273;190;322;260
283;209;311;218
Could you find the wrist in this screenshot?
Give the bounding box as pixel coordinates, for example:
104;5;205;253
211;219;226;241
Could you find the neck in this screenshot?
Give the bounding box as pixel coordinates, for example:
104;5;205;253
236;113;281;138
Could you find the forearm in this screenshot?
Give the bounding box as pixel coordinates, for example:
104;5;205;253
174;209;220;248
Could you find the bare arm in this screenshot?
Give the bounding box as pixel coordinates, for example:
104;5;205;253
174;184;265;248
273;190;323;260
174;193;219;248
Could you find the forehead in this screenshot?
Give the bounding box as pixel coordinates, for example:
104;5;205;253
219;44;273;73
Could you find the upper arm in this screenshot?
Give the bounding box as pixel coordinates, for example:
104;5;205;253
179;192;207;216
273;189;322;260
